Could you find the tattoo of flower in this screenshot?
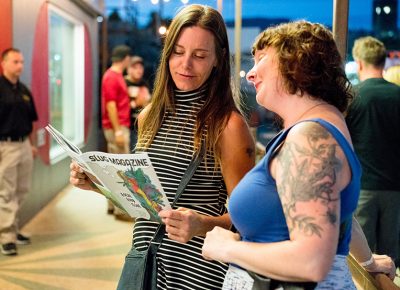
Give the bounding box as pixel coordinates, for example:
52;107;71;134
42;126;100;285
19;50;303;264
276;124;342;237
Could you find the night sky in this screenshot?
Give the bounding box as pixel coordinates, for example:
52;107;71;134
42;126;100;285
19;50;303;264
104;0;398;30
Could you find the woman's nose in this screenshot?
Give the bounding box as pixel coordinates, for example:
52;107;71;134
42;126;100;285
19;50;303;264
182;54;193;69
246;67;256;83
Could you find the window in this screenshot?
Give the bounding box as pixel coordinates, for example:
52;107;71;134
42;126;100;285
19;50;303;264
49;6;85;162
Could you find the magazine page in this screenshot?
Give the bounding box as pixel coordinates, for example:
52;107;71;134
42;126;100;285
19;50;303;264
45;125;171;221
45;124;87;168
45;125;102;188
46;124;82;157
80;151;171;221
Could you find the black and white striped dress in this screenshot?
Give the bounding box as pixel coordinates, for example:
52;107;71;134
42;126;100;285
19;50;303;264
134;88;229;289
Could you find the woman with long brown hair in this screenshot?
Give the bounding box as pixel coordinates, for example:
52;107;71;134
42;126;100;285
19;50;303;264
70;4;254;289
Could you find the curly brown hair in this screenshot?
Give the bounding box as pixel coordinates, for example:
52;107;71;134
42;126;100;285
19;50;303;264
252;20;353;113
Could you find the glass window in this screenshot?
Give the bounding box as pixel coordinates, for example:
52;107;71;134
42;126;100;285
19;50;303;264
49;6;85;163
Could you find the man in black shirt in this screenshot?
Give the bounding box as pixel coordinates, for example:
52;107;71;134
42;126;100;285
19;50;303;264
346;36;400;267
0;48;38;256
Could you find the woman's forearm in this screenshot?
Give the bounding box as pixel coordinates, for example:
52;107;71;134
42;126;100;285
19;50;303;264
350;217;372;263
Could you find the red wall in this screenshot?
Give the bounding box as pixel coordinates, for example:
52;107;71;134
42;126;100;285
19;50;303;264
31;2;50;163
0;0;13;74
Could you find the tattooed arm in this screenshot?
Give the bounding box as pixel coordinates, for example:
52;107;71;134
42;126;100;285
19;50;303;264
203;121;351;281
159;111;255;243
271;121;349;279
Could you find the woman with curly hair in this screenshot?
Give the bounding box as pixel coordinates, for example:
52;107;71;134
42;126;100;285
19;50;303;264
202;21;395;289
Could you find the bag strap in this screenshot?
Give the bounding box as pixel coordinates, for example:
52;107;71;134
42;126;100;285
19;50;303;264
150;140;206;247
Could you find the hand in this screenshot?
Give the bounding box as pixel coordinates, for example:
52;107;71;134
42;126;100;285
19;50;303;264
202;226;240;263
114;131;125;147
158;207;203;243
69;160;96;191
31;145;38;158
364;254;396;280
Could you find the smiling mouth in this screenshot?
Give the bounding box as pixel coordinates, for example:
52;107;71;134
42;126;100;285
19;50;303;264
178;72;195;78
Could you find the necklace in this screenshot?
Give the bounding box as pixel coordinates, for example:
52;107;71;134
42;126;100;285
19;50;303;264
293;102;327;124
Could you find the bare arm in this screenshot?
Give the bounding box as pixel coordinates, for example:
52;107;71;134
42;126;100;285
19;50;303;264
219;112;255;195
350;217;373;263
159;112;255;243
350;217;396;279
137;104;151;129
29;131;38;158
106;101;121;131
196;112;256;232
203;122;349;282
106;101;125;146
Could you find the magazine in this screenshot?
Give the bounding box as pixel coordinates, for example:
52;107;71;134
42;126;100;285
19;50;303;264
45;124;171;221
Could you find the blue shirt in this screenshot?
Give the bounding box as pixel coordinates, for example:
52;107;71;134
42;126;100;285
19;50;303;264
229;118;361;255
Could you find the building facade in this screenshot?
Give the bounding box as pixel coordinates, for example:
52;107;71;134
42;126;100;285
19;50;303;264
0;0;103;225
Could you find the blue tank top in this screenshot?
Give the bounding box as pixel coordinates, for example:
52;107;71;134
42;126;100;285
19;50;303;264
229;118;361;255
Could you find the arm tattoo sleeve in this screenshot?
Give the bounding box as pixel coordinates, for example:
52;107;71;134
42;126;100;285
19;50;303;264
276;124;342;237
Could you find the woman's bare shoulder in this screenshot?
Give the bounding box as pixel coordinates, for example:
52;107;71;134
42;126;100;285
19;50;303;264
137;104;152;125
219;111;255;155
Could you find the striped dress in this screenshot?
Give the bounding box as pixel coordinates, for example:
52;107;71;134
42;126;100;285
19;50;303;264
134;88;229;289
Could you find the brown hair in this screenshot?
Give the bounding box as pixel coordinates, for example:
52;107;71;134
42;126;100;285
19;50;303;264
1;48;21;60
138;4;240;165
252;20;353;113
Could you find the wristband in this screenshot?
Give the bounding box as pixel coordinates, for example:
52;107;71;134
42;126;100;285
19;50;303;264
115;130;123;137
359;255;374;267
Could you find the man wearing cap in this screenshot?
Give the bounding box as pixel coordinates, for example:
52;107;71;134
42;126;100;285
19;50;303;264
101;44;132;221
0;48;38;255
125;56;151;150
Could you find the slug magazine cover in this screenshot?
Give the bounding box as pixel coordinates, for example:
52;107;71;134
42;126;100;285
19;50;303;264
46;125;171;221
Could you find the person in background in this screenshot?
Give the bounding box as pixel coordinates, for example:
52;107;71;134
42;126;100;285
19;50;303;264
0;48;38;256
383;63;400;269
346;36;400;268
70;4;255;289
101;44;133;221
202;21;396;289
124;55;151;150
384;64;400;86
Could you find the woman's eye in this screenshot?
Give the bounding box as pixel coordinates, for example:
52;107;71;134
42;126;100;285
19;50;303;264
256;54;266;63
173;50;184;55
194;54;206;59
